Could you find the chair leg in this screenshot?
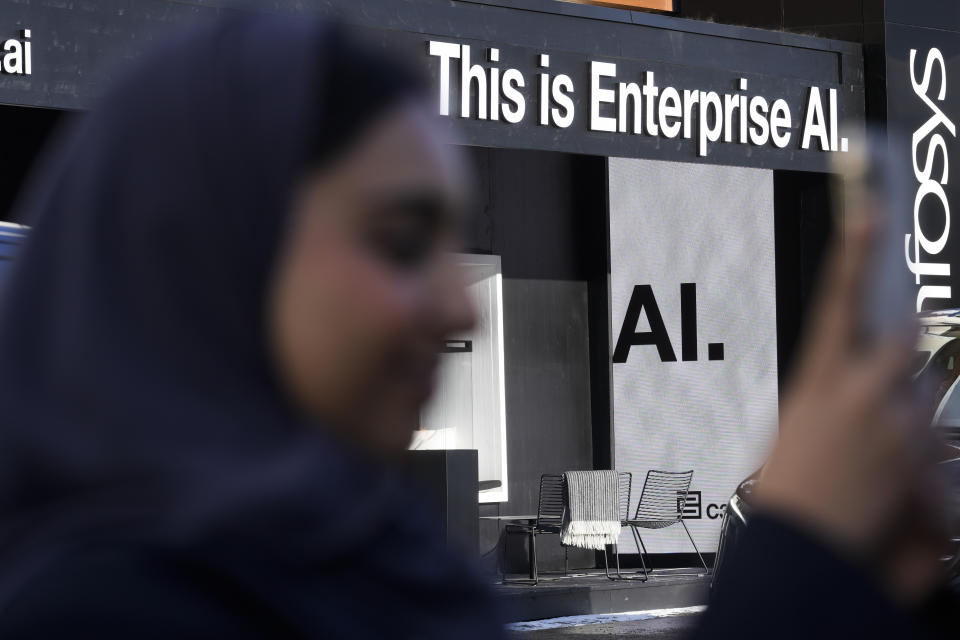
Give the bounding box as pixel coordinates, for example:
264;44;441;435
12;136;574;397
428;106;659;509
712;513;729;588
619;526;648;581
631;526;650;581
497;527;506;582
529;530;539;585
603;545;614;580
603;543;625;581
614;542;626;579
681;520;709;574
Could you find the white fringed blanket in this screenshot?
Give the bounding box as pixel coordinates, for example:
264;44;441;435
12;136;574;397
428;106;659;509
560;470;621;550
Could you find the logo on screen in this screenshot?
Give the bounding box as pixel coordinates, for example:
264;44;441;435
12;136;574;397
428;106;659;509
613;283;725;363
679;491;702;519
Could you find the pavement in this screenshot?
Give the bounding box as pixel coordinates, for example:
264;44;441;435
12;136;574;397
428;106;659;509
508;607;702;639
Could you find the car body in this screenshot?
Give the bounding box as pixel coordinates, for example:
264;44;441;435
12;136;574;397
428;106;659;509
0;222;27;281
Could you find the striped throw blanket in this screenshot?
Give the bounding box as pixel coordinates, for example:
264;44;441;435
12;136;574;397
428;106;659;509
560;470;621;550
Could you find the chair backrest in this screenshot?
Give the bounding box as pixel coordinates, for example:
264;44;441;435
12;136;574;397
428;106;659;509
536;474;567;528
618;471;632;522
633;470;694;522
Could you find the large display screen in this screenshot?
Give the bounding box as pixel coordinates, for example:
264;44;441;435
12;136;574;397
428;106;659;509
609;158;778;553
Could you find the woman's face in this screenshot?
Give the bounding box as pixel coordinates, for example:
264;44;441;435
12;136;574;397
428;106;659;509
268;101;475;456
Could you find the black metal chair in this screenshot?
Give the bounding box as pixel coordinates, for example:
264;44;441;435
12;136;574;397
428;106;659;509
502;474;567;585
504;471;633;584
622;470;709;580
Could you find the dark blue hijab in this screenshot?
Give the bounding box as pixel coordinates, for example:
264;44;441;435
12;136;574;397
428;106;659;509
0;15;502;637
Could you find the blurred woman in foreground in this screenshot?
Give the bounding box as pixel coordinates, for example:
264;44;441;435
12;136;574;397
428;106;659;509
0;16;502;638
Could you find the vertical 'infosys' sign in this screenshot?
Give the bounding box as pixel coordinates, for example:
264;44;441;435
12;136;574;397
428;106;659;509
886;22;960;312
905;48;955;311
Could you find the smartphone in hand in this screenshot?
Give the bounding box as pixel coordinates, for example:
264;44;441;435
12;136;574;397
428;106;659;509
832;127;916;344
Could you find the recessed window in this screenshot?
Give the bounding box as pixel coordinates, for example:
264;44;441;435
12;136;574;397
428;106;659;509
414;254;508;503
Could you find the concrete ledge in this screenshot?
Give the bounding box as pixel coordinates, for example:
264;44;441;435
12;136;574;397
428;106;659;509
495;569;710;622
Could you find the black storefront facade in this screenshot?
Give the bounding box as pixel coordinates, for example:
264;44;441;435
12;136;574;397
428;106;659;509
0;0;944;577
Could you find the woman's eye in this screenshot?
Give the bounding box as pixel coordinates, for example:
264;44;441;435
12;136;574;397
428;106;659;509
362;193;448;269
366;190;452;270
367;226;432;269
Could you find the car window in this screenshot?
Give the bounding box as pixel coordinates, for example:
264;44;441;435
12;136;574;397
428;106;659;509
919;339;960;410
912;351;932;377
